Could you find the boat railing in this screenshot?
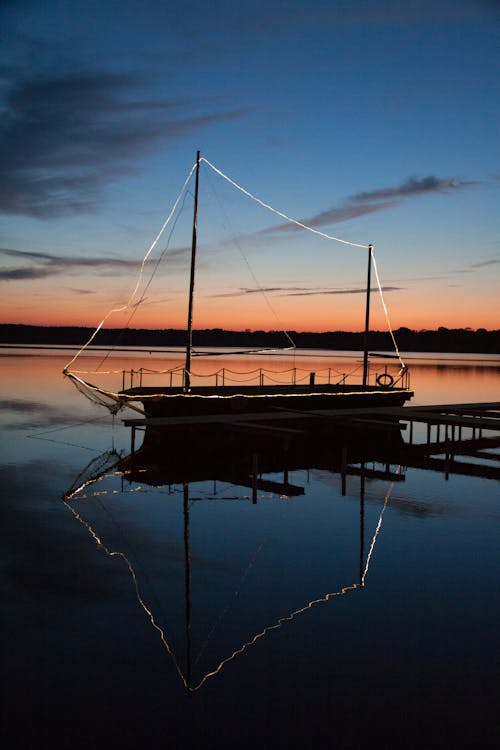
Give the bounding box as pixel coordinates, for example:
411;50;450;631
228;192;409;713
120;362;411;391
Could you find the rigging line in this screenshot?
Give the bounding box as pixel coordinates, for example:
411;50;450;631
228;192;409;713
26;436;102;452
201;157;369;249
95;186;192;371
194;537;269;667
63;498;188;689
201;161;296;349
370;250;405;368
64;161;198;373
26;413;112;438
93;493;174;641
361;474;396;586
192;479;393;692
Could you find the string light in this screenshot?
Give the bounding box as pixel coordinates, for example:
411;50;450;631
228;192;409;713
63;155;406;403
63;162;197;373
201;157;369;249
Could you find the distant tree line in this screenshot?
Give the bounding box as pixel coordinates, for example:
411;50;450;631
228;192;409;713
1;324;499;354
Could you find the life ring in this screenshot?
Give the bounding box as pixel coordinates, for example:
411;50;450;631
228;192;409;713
376;372;395;388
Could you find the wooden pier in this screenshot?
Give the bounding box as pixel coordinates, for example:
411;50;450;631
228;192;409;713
123;401;500;482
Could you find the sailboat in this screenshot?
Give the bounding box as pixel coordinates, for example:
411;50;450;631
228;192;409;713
64;151;413;418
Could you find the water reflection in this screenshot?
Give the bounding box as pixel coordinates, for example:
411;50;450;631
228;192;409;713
64;428;399;693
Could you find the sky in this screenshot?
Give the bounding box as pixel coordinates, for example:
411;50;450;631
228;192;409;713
1;0;499;334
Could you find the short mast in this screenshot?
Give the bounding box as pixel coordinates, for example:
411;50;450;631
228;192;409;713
362;244;373;387
184;150;200;390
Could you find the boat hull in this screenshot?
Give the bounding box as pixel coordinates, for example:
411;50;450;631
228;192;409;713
120;384;414;418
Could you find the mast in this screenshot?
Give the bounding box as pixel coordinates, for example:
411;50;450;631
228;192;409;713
183;483;192;692
362;244;373;387
184;150;200;390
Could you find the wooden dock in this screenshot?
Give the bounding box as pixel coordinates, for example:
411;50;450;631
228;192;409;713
123;401;500;444
123;401;500;482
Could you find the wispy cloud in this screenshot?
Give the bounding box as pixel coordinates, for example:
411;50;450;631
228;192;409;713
468;258;500;269
453;256;500;275
0;246;189;281
210;285;403;298
285;285;403;297
264;176;476;234
0;61;246;218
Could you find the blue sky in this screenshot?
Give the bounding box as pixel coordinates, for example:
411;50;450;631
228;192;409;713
1;0;498;331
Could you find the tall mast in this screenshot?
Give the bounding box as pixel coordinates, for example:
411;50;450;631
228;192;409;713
184;150;200;390
183;483;192;692
362;244;373;387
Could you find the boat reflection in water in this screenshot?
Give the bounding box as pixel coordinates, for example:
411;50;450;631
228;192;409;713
63;425;404;693
63;413;498;694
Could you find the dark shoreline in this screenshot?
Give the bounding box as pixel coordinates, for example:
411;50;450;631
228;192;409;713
1;324;499;354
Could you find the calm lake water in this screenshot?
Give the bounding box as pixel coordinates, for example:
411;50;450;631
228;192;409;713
1;349;499;749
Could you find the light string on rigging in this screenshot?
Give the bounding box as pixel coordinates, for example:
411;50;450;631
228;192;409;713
63;154;405;398
95;186;193;372
201;157;369;249
370;252;405;369
63;161;197;373
201;160;296;351
201;157;404;369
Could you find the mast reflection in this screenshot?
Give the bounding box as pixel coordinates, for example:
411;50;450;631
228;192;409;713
63;424;402;693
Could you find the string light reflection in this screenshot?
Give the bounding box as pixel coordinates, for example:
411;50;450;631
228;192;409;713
64;473;394;693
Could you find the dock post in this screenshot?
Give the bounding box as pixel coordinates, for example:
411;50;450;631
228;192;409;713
444;438;451;480
341;444;347;496
252;453;258;504
309;372;315;386
131;425;136;453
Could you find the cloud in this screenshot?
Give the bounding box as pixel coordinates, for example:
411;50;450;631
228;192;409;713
354;176;472;201
0;247;138;281
0;63;246;218
468;258;500;269
285;285;403;297
264;176;476;234
211;285;403;298
0;398;96;430
453;256;500;275
0;246;190;281
0;266;56;280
